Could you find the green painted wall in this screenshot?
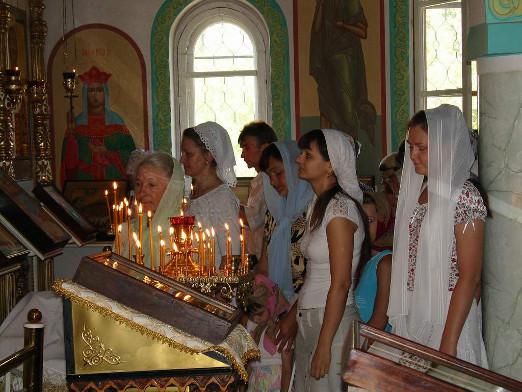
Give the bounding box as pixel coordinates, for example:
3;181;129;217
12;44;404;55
150;0;291;153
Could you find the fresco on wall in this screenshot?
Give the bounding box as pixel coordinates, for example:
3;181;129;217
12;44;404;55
309;0;376;142
48;24;149;188
296;0;386;165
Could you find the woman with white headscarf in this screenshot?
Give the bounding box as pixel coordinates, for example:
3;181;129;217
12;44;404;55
388;104;488;367
181;122;240;267
293;129;370;391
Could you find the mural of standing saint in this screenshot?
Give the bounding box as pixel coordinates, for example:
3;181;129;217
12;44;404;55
61;66;136;185
310;0;376;141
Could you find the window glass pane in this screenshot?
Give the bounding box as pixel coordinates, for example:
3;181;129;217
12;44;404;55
426;95;463;111
194;22;255;72
471;60;477;92
472;95;478;131
425;5;462;91
194;76;257;177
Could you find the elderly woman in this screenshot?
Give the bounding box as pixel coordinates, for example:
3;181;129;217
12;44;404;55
293;129;370;391
389;105;488;367
255;141;313;302
119;152;185;268
181;122;240;267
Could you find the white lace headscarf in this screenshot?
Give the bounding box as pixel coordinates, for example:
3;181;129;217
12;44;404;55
388;104;475;347
194;121;237;187
322;129;363;203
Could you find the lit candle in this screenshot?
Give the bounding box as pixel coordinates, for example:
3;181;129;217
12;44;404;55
113;181;118;210
160;239;165;272
207;242;211;276
148;211;154;271
210;227;216;274
224;222;230;262
117;224;122;255
173;242;179;277
201;232;207;272
104;190;112;229
138;203;143;249
136;240;142;264
226;236;232;275
240;233;246;273
127;208;132;260
112;204;118;234
157;225;163;271
119;202;124;225
169;226;174;251
134;199;138;216
132;232;138;262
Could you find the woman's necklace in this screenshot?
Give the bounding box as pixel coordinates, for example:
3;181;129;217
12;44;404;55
192;177;221;199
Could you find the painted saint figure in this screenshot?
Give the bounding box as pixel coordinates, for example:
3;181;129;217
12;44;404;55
310;0;376;141
61;66;136;185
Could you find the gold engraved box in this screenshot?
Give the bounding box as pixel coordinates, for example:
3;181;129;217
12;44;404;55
73;252;240;344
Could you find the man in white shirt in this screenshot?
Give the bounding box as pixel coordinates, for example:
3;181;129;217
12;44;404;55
238;121;278;260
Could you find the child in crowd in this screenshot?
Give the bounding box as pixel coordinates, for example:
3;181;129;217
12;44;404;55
355;193;393;331
245;274;293;392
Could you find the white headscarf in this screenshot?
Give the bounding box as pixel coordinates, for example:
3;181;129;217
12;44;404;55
322;129;363;203
194;121;237;187
388;104;475;347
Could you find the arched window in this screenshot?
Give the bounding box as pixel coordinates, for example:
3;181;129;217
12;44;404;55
172;1;270;177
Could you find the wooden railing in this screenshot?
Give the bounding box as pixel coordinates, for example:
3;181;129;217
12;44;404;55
0;309;44;392
344;321;522;392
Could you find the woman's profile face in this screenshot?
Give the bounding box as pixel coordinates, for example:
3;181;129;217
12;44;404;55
407;125;428;176
296;140;331;182
135;164;170;214
266;156;288;197
180;136;211;178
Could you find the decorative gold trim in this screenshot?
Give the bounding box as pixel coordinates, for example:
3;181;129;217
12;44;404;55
52;280;257;381
81;325;123;366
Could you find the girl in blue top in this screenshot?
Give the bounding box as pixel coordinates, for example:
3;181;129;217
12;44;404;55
355;193;393;331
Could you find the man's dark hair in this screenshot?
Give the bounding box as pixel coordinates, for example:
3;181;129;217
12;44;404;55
238;121;278;146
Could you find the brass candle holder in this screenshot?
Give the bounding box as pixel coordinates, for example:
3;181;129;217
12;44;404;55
0;68;24;177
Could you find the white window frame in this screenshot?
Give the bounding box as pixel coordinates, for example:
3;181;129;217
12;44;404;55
170;0;271;158
413;0;472;125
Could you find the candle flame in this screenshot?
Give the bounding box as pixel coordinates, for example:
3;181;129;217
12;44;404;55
180;209;184;216
134;199;138;206
224;222;229;230
211;227;215;236
132;232;138;241
173;243;179;252
169;227;174;235
240;234;244;241
118;224;122;232
157;225;162;233
119;201;123;208
202;232;206;241
205;228;210;236
197;222;202;229
136;240;141;248
124;198;129;206
147;210;152;218
104;190;108;196
227;236;231;243
160;239;165;247
127;208;132;216
113;181;117;190
239;218;244;227
138;203;143;213
195;233;199;241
